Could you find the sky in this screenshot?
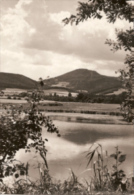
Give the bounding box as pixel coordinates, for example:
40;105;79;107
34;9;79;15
0;0;133;81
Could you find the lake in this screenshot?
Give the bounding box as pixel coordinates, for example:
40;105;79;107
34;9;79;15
15;113;134;183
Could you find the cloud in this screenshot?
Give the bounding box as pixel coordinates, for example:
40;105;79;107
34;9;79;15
23;4;129;64
1;0;131;80
1;0;34;45
0;0;37;77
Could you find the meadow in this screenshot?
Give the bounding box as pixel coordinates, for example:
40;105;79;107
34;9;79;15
41;102;120;113
43;89;78;97
0;99;122;116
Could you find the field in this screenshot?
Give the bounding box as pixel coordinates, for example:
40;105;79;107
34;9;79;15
43;89;78;97
38;102;121;115
0;99;121;114
2;88;27;95
107;88;126;95
1;87;78;97
45;112;129;125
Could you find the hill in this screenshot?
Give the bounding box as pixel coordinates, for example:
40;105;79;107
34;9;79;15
44;69;122;94
0;72;37;89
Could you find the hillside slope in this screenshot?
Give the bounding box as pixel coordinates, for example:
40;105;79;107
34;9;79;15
45;69;122;94
0;72;37;89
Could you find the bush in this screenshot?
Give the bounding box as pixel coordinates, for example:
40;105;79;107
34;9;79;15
0;143;130;194
18;97;21;100
0;83;60;182
7;95;11;99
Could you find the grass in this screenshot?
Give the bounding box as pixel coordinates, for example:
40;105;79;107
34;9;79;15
43;89;78;97
39;102;120;112
0;101;124;119
33;102;120;114
106;88;126;96
0;145;133;195
37;102;122;116
0;101;122;118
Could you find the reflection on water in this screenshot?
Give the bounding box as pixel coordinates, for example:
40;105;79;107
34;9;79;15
49;114;128;125
61;124;130;145
15;114;134;181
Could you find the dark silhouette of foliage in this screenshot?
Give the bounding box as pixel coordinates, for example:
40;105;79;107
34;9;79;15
63;0;134;122
86;144;128;192
68;92;72;97
0;80;60;179
63;0;133;25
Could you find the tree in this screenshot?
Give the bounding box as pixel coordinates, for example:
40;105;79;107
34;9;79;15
63;0;133;25
0;81;60;179
63;0;134;121
68;92;72;97
54;92;57;97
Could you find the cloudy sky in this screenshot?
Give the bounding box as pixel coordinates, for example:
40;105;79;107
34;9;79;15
0;0;133;80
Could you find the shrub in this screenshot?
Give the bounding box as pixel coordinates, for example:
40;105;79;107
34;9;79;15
86;143;129;193
0;82;60;181
7;95;11;99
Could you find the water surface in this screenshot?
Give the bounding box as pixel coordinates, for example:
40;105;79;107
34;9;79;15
15;113;134;181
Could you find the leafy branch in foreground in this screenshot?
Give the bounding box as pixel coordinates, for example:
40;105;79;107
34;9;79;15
106;29;134;52
63;0;134;122
105;28;134;121
62;0;133;26
0;79;60;180
0;144;131;194
86;143;129;193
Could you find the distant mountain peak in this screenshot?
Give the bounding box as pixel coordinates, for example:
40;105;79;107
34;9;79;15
45;69;122;94
71;68;98;72
0;70;122;94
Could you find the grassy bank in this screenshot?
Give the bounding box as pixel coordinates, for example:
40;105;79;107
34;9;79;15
0;101;122;116
1;145;134;195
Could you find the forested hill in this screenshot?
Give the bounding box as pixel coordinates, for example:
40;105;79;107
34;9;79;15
0;69;122;94
0;72;37;89
44;69;122;94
